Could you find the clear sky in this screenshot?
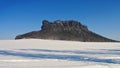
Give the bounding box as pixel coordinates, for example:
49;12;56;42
0;0;120;40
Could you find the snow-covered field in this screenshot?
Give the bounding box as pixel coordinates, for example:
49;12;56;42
0;39;120;68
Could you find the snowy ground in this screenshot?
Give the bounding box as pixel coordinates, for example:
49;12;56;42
0;39;120;68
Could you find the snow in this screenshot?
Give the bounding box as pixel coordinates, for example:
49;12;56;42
0;39;120;68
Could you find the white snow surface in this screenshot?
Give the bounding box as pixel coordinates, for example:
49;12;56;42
0;39;120;68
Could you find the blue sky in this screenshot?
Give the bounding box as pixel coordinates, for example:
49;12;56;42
0;0;120;40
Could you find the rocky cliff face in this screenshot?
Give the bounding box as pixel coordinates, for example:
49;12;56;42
15;20;117;42
41;20;88;33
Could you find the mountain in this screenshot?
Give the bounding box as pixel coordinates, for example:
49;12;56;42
15;20;118;42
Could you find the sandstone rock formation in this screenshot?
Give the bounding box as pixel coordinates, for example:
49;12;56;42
15;20;118;42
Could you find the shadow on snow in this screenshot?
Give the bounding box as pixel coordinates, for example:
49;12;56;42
0;49;120;64
20;49;120;55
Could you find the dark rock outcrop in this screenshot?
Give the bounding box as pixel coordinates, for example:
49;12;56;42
15;20;118;42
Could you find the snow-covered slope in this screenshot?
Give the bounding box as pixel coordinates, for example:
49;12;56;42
0;39;120;68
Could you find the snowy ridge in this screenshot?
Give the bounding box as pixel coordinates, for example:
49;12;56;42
0;39;120;68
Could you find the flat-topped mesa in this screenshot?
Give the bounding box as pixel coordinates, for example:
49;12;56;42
41;20;88;31
15;20;118;42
